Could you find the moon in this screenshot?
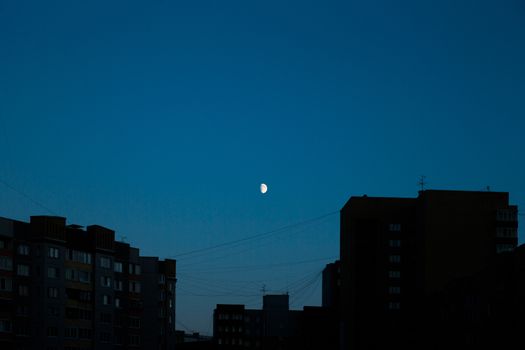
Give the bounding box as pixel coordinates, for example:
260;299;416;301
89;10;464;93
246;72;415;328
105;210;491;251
260;183;268;194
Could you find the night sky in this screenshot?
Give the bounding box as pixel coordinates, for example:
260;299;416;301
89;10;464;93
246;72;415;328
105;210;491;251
1;0;524;334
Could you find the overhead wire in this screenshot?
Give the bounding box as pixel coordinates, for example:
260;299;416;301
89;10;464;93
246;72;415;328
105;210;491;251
171;210;338;260
0;177;59;215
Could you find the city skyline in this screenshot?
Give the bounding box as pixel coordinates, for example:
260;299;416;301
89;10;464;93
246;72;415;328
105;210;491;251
2;0;525;334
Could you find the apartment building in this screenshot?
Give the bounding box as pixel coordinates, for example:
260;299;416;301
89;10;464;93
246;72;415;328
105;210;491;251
0;215;177;350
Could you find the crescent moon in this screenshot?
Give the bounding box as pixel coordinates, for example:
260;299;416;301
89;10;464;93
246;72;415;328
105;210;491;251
260;183;268;194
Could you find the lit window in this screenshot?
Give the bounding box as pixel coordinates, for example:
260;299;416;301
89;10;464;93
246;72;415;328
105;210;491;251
102;295;111;305
115;298;121;308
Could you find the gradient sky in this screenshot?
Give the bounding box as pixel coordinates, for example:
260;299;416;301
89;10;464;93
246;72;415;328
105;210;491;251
1;0;525;334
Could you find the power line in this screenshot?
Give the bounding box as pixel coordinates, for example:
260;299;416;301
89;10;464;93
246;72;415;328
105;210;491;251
0;177;59;215
171;211;338;259
178;256;337;274
176;215;334;268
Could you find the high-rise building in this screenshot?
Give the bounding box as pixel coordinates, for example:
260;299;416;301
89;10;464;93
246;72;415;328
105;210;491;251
340;190;519;350
0;215;177;350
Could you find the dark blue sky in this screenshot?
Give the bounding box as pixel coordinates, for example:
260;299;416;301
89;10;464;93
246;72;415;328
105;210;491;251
1;0;525;334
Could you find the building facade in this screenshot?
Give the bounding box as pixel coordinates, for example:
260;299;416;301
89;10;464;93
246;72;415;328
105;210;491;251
340;190;519;350
0;215;177;350
213;294;338;350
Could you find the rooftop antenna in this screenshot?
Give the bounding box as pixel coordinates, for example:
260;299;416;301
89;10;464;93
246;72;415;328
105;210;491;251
418;175;427;191
261;284;266;296
486;186;491;192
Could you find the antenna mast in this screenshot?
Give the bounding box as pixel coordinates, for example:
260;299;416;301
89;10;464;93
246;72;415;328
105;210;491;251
418;175;427;191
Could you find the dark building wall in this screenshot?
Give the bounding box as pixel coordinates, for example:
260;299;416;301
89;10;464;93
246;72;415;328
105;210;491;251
340;190;519;350
322;260;340;309
0;215;177;350
141;256;177;350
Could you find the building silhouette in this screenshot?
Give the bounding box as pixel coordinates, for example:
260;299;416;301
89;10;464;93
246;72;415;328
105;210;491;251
339;190;519;350
0;215;176;350
213;294;338;350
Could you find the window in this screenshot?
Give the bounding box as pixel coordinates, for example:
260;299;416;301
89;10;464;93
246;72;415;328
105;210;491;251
17;264;29;276
100;256;111;269
115;297;121;308
16;305;29;316
0;256;12;271
79;270;90;283
129;334;140;346
389;223;401;232
100;313;112;323
78;328;92;339
101;276;111;287
497;209;518;222
389;270;401;279
47;326;58;337
496;244;515;254
496;227;518;238
0;319;13;332
16;324;31;336
48;247;59;259
67;249;92;264
389;255;401;263
388;286;401;294
18;285;29;296
65;327;77;338
129;281;141;293
114;279;123;291
79;291;91;301
129;317;140;328
114;262;123;273
79;309;92;320
159;275;165;284
47;267;59;279
389;239;401;248
48;287;59;298
388;301;401;310
48;306;60;316
103;294;111;305
17;244;30;255
129;263;140;275
100;331;111;342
